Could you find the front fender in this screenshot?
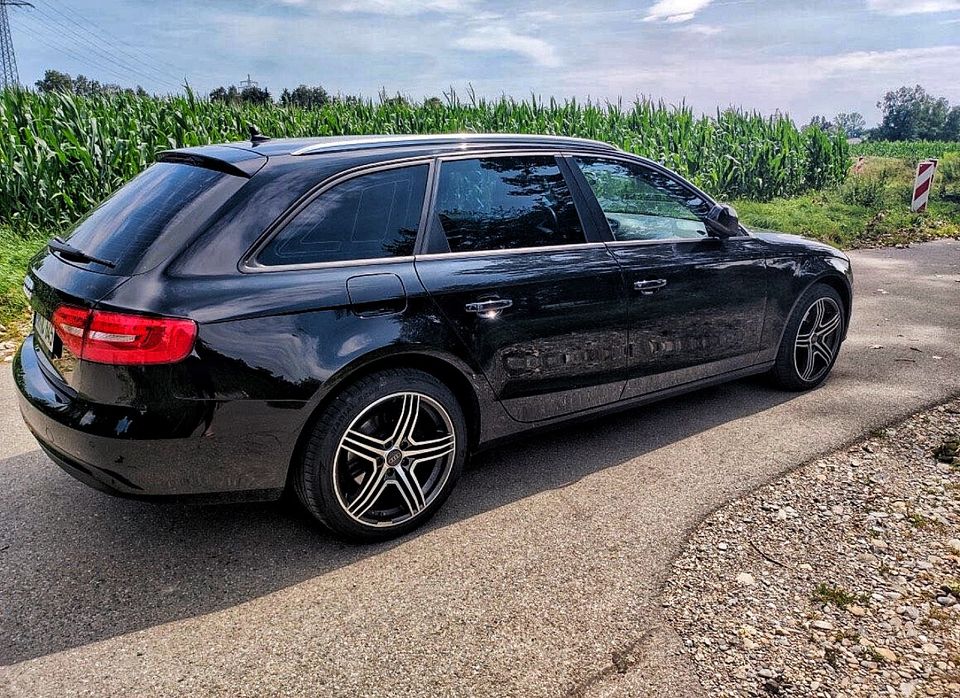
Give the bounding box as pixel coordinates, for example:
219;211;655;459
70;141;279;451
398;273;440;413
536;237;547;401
759;253;853;362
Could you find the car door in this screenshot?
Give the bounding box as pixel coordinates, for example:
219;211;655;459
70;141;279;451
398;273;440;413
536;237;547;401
566;154;768;399
414;153;628;422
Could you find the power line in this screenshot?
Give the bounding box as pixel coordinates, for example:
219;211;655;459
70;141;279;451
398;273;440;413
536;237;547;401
39;0;184;88
1;0;33;89
46;0;191;81
16;14;137;86
27;3;181;89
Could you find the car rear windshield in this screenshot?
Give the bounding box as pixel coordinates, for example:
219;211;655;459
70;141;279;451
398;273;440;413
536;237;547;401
60;161;246;275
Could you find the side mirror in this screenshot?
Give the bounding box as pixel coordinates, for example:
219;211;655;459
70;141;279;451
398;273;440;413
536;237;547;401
706;203;740;238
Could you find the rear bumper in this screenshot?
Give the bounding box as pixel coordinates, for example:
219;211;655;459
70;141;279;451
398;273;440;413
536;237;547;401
14;337;297;500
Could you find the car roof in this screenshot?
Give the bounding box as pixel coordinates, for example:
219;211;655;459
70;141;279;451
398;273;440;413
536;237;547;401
207;133;620;159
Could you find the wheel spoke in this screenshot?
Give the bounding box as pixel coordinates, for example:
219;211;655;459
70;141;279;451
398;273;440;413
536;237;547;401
809;298;825;328
799;344;816;380
405;434;455;463
387;394;420;445
347;465;390;518
817;313;841;336
392;466;426;515
341;429;385;464
795;330;813;349
812;339;834;366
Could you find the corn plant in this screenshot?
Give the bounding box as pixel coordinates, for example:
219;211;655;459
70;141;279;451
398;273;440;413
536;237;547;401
1;87;851;230
851;140;960;162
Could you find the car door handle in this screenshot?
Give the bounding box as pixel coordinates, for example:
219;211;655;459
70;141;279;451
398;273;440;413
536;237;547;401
633;279;668;295
465;298;513;315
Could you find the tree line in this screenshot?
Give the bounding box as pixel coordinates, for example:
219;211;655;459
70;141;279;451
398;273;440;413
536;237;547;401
32;70;960;142
805;85;960;141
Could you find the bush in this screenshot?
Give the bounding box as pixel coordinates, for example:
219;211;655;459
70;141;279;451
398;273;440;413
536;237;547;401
938;152;960;196
839;170;890;208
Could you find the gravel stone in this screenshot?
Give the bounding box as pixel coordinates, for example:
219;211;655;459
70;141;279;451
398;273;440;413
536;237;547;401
666;398;960;697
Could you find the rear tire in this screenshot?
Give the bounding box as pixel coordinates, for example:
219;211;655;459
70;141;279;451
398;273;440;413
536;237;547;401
769;283;845;391
295;368;466;542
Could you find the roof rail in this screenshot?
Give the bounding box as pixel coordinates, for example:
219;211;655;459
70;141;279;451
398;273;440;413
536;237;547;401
288;133;618;157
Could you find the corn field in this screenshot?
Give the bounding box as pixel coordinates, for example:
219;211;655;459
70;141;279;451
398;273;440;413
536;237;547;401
851;140;960;162
1;88;850;230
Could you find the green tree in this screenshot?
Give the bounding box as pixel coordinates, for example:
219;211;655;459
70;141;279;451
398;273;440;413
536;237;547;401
942;106;960;140
240;86;271;105
280;84;329;108
804;115;834;132
209;85;241;103
36;69;138;96
35;69;74;93
874;85;951;141
833;112;866;138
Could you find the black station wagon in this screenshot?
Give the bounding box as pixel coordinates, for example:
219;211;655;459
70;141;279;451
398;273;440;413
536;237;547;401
15;133;852;540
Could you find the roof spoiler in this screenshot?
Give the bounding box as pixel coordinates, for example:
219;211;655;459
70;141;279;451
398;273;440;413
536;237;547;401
156;147;266;178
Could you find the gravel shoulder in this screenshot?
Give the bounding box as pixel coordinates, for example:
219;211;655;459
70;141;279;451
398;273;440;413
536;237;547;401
666;399;960;697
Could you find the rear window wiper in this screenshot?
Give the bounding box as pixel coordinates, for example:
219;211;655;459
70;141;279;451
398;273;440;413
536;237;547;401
48;237;116;269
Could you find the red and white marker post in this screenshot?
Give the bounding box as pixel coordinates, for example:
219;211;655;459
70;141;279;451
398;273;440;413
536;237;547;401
911;159;938;212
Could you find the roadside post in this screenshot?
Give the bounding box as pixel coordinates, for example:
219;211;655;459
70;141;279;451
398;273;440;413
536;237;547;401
911;159;938;212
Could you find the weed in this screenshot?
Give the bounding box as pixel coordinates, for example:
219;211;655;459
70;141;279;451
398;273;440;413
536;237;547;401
812;583;868;609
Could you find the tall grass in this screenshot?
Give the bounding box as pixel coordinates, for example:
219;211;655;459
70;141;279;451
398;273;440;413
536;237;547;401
1;87;849;230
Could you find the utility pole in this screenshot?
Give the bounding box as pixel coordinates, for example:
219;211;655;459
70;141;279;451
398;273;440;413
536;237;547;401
239;73;257;89
0;0;32;89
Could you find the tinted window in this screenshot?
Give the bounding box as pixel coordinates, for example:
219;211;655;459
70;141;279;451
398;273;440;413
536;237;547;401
259;165;428;266
433;156;585;253
63;162;245;275
574;157;709;241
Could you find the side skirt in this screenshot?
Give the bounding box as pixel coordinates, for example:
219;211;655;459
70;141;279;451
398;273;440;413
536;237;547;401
474;361;775;453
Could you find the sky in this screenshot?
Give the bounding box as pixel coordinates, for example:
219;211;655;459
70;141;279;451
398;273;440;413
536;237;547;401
9;0;960;125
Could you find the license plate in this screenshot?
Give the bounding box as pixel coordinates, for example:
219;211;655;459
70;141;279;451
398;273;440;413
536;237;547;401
33;312;56;354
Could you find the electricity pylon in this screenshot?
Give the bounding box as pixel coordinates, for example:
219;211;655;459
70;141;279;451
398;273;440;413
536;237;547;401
0;1;33;89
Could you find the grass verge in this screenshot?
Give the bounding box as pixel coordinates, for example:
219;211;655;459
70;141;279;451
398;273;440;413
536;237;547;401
0;226;47;342
733;157;960;247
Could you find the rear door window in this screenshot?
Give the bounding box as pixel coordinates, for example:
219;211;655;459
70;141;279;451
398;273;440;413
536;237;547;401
258;165;429;266
62;161;245;275
432;156;585;253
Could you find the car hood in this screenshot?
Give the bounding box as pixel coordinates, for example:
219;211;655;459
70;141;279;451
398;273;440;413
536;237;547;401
748;228;847;259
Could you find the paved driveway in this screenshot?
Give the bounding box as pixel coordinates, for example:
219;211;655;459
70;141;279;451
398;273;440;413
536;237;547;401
2;240;958;697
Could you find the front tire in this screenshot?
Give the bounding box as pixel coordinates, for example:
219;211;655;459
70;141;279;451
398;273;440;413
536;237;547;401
769;283;845;391
295;368;466;542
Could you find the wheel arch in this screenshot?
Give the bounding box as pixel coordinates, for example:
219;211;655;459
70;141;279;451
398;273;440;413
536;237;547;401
284;348;485;490
814;272;852;338
772;265;852;357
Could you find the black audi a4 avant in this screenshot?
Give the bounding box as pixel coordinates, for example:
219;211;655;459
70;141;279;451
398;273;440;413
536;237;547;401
15;133;852;540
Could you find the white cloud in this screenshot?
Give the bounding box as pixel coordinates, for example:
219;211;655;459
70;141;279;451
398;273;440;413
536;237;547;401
679;24;722;35
813;44;960;74
644;0;713;23
455;25;561;67
550;41;960;126
338;0;469;15
866;0;960;15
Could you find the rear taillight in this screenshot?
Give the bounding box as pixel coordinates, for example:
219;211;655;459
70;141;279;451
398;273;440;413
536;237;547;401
51;306;197;365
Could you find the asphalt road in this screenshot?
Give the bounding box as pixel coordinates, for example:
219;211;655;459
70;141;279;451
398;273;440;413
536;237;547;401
1;240;958;697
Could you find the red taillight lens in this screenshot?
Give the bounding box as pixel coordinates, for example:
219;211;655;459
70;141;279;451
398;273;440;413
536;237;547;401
51;306;197;365
51;305;90;356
